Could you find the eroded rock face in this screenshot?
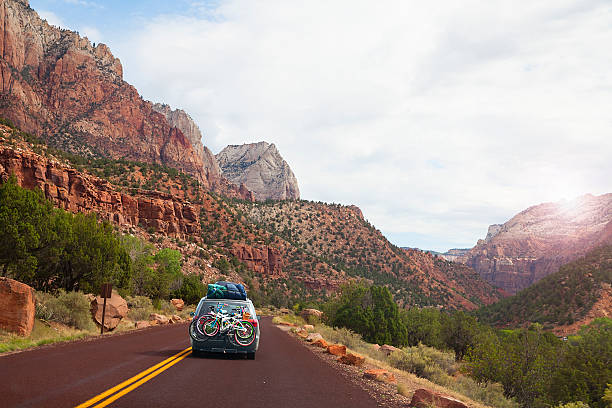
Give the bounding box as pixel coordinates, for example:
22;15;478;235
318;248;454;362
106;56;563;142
152;103;221;183
231;243;283;276
90;290;128;330
0;146;202;236
410;389;468;408
0;277;35;336
0;0;251;200
216;142;300;201
463;194;612;294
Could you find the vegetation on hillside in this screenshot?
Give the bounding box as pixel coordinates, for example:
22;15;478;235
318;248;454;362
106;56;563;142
235;199;498;308
317;281;612;408
477;244;612;328
0;177;205;302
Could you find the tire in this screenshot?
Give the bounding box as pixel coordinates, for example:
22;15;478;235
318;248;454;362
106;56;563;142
197;316;220;337
189;320;202;340
234;321;255;346
246;352;255;360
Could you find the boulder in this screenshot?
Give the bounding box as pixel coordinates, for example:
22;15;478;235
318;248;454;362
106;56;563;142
90;290;128;330
380;344;401;355
277;321;296;327
171;314;182;322
372;344;381;351
135;320;150;329
302;324;314;331
295;328;309;339
410;389;468;408
0;278;35;336
300;308;323;322
279;307;290;314
306;333;324;343
364;369;396;383
170;299;184;311
327;344;347;356
149;313;169;325
312;338;329;348
338;352;365;366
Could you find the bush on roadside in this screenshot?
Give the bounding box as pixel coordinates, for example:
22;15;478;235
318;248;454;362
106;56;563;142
35;290;95;331
125;296;154;321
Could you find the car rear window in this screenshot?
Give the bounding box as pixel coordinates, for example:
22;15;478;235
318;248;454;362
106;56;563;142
197;300;256;318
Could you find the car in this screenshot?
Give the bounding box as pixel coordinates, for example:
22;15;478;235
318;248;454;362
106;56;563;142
189;297;260;359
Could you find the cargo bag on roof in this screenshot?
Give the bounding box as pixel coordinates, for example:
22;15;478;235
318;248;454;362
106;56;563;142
207;283;227;299
215;281;247;300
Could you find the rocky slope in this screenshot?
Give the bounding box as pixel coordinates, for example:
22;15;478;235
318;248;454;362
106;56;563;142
463;194;612;294
238;200;501;309
216;142;300;201
477;244;612;335
0;0;250;200
1;123;500;309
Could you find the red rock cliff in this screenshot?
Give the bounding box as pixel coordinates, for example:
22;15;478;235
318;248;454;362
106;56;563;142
0;0;251;200
463;194;612;294
231;243;283;277
0;145;202;236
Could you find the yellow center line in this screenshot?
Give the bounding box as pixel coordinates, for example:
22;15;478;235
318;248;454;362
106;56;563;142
74;347;192;408
91;351;191;408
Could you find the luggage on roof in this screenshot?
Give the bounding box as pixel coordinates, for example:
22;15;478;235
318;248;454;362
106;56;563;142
207;281;247;300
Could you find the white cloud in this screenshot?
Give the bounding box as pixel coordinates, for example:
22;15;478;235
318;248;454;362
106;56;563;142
113;0;612;251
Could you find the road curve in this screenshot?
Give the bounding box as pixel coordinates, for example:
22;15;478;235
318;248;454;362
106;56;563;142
0;317;380;407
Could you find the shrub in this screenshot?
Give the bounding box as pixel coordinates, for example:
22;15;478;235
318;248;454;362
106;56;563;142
125;296;154;321
35;291;95;331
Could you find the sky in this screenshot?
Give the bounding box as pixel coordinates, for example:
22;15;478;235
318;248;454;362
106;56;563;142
30;0;612;252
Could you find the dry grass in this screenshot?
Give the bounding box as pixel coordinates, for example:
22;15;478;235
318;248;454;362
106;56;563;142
0;319;92;353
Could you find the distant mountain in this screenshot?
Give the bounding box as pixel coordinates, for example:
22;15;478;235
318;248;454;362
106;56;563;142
240;200;500;309
216;142;300;201
463;193;612;294
0;0;248;199
476;244;612;335
407;248;471;262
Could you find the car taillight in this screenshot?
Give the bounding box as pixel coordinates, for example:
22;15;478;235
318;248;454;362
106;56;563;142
248;319;258;327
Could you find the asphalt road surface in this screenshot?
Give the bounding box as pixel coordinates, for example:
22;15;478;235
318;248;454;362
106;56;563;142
0;317;380;407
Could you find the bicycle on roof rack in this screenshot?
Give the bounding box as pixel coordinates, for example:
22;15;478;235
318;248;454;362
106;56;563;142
195;304;256;347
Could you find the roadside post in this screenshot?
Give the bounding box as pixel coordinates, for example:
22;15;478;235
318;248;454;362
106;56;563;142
100;283;113;335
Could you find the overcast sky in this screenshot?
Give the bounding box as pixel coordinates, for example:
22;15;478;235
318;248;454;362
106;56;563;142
31;0;612;251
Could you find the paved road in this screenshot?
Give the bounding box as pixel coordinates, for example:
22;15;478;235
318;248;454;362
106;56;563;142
0;317;380;407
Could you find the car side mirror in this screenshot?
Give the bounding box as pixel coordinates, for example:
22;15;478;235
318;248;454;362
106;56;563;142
189;312;195;317
256;316;260;320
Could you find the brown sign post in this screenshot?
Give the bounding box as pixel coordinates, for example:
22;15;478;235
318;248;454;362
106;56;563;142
100;283;112;335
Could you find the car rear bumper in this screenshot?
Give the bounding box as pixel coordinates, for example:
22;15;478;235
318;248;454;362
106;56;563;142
190;331;259;353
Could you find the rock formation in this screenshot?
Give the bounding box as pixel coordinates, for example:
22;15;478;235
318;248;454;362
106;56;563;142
464;193;612;294
0;277;35;336
0;0;251;200
151;103;221;183
230;243;283;276
216;142;300;200
89;290;128;330
0;145;202;236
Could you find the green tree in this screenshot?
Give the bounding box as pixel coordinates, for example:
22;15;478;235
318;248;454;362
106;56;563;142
331;282;408;346
549;318;612;408
440;311;479;360
172;273;206;305
0;176;54;282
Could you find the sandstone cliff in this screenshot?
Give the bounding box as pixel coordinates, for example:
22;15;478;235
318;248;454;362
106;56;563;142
216;142;300;201
0;0;251;200
151;103;221;182
464;194;612;294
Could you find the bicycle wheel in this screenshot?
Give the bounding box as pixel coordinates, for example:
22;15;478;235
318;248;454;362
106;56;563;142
197;316;219;337
234;321;255;346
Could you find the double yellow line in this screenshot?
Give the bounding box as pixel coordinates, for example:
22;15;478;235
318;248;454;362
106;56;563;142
74;347;192;408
